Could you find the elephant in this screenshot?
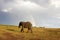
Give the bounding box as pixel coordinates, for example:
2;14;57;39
18;21;32;33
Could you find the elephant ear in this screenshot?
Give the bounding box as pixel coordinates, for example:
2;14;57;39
18;22;22;28
18;21;24;28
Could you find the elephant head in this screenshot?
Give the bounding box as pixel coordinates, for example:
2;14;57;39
18;21;23;28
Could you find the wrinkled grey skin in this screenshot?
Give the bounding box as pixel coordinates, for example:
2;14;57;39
19;21;32;33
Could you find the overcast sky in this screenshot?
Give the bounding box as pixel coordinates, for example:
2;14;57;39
0;0;60;28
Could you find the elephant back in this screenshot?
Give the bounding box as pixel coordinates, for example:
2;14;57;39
24;22;32;28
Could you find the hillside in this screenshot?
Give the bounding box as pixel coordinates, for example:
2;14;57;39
0;25;60;40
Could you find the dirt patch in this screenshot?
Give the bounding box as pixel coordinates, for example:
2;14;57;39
29;38;41;40
0;37;5;40
3;32;25;40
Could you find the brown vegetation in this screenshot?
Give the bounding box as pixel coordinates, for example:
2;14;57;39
0;25;60;40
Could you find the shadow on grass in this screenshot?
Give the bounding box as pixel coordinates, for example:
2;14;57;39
7;29;16;32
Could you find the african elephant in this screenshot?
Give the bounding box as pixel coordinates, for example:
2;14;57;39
18;21;32;33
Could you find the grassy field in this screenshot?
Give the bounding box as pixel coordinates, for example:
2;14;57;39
0;24;60;40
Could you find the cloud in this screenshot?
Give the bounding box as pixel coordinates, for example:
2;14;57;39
24;0;50;7
1;0;44;26
50;0;60;8
0;0;60;28
1;8;12;12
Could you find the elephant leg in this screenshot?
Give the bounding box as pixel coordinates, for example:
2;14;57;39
28;27;32;33
21;27;24;32
27;28;31;33
27;29;32;33
21;28;23;32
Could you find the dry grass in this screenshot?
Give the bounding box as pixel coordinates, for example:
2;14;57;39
0;24;60;40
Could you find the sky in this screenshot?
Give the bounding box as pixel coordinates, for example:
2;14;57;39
0;0;60;28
